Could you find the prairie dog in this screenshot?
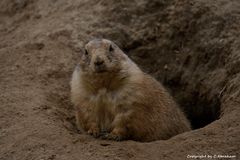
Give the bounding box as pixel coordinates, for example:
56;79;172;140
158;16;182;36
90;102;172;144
70;39;191;141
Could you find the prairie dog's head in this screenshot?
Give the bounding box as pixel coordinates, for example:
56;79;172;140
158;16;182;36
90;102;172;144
79;39;127;74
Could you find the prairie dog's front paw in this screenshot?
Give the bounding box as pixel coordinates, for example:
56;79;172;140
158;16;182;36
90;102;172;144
100;128;126;141
87;125;100;138
101;133;124;141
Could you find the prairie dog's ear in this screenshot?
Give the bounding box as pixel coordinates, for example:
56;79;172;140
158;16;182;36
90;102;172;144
109;44;114;52
109;42;120;52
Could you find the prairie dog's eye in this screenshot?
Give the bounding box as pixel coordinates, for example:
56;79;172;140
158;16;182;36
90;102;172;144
109;45;114;52
84;49;88;56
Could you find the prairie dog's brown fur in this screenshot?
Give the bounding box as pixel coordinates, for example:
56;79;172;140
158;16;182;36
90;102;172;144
70;39;191;141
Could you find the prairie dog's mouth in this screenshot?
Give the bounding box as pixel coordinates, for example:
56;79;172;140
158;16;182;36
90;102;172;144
94;67;107;73
95;70;107;73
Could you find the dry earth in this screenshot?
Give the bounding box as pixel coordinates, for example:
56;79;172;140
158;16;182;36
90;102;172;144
0;0;240;160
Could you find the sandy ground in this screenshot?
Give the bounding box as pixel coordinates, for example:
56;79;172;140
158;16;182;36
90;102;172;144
0;0;240;160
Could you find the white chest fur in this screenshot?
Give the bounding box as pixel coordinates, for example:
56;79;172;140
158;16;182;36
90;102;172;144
89;88;117;132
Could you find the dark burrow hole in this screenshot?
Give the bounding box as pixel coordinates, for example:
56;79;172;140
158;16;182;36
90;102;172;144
162;79;221;130
189;96;220;129
176;92;221;129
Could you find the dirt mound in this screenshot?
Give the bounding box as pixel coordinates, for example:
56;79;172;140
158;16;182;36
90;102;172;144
0;0;240;160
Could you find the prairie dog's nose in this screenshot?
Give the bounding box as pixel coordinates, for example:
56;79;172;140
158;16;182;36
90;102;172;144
94;57;104;66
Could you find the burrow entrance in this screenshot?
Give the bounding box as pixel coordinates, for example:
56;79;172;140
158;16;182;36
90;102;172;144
163;81;221;129
48;62;221;134
45;43;222;135
125;42;222;130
